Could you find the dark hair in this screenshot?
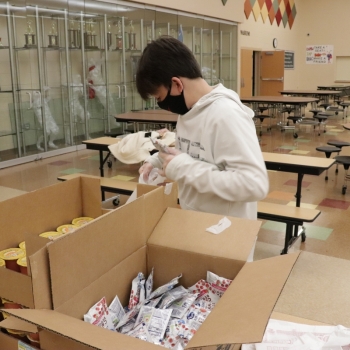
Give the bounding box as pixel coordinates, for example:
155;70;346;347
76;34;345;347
136;36;202;100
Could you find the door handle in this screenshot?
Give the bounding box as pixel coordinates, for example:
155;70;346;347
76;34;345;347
26;92;32;109
261;77;284;81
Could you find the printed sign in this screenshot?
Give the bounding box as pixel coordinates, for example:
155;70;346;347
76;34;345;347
306;45;333;64
285;51;294;69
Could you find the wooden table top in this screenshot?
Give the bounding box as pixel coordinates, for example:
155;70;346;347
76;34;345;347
280;90;341;96
241;96;319;104
263;152;335;172
82;137;120;146
115;110;178;123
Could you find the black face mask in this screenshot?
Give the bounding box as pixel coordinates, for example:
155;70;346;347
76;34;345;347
157;88;190;115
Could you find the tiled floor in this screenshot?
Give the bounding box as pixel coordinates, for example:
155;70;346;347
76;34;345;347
1;106;350;261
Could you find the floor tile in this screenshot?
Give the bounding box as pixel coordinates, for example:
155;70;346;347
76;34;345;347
0;186;27;202
111;175;136;181
289;150;310;155
267;191;295;201
48;160;71;166
303;224;333;240
273;148;292;153
280;145;298;150
295;138;311;143
318;198;350;210
59;168;86;175
88;155;101;161
284;179;311;188
262;221;286;232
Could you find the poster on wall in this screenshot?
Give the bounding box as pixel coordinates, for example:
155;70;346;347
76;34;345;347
306;45;333;64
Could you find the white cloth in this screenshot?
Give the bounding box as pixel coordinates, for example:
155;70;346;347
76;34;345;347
108;131;175;164
145;84;269;220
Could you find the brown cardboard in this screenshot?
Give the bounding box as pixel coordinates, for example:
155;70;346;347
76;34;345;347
0;176;102;308
4;186;260;349
0;331;20;348
0;316;37;333
7;251;350;349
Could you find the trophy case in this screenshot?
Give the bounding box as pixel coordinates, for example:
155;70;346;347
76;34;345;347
0;0;237;168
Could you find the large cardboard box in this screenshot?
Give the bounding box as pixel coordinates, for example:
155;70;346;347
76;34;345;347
1;186;261;349
0;176;103;310
6;251;350;349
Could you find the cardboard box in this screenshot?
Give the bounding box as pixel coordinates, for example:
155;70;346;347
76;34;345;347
1;186;261;349
0;176;103;309
5;247;350;349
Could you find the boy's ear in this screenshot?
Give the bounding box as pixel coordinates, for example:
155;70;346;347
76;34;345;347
171;77;184;93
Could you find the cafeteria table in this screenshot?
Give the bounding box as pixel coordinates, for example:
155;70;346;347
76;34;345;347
263;152;335;237
82;137;120;178
279;90;341;104
115;110;178;132
241;96;319;132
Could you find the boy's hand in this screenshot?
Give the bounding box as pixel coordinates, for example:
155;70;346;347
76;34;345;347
139;162;154;182
157;147;181;176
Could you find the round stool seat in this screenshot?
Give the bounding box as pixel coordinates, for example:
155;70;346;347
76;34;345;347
309;109;322;117
313;115;328;121
317;112;333;117
298;118;318;125
254;114;271;121
342;123;350;130
327;140;350;148
287;116;302;124
335;156;350;166
316;146;341;157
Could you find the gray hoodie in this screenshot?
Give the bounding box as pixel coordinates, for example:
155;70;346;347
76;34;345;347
147;84;269;220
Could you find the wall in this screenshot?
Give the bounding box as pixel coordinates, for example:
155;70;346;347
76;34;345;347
128;0;245;23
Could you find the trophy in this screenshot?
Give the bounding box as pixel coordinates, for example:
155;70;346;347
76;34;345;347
128;20;136;50
115;20;123;50
68;20;81;48
107;21;112;50
24;20;37;48
84;20;98;49
146;26;152;44
48;19;59;48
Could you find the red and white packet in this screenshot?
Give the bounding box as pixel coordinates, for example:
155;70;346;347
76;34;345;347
83;297;115;330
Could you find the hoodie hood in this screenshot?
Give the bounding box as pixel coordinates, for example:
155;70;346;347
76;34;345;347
189;83;254;119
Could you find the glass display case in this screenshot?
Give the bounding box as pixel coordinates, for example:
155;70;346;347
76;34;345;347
0;0;237;168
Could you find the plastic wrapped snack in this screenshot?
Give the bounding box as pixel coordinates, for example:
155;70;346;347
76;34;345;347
135;306;172;344
108;295;125;329
170;292;198;319
148;274;182;300
83;297;115;330
128;272;145;310
158;286;188;309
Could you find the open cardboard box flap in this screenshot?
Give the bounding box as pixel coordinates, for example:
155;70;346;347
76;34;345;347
48;184;178;310
0;314;37;333
6;253;300;349
0;176;103;308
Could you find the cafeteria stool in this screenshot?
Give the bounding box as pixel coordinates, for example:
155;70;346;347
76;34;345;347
318;102;330;111
327;140;350;174
340;102;350;118
334;156;350;194
316;146;341;180
253;112;271;136
326;105;344;117
313;113;331;135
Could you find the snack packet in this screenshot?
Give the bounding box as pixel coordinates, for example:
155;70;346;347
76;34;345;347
127;322;153;342
184;304;211;325
135;305;172;344
145;267;154;299
83;297;115;330
158;286;188;309
108;295;125;328
128;272;145;310
148;274;182;300
170;292;198;319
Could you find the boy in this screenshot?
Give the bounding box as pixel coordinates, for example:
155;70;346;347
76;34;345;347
136;36;268;220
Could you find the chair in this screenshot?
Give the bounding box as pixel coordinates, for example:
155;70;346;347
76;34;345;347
327;140;350;173
315;146;341;180
334;156;350;194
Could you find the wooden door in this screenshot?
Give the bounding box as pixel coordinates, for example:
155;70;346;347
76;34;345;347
240;49;254;97
259;51;284;96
